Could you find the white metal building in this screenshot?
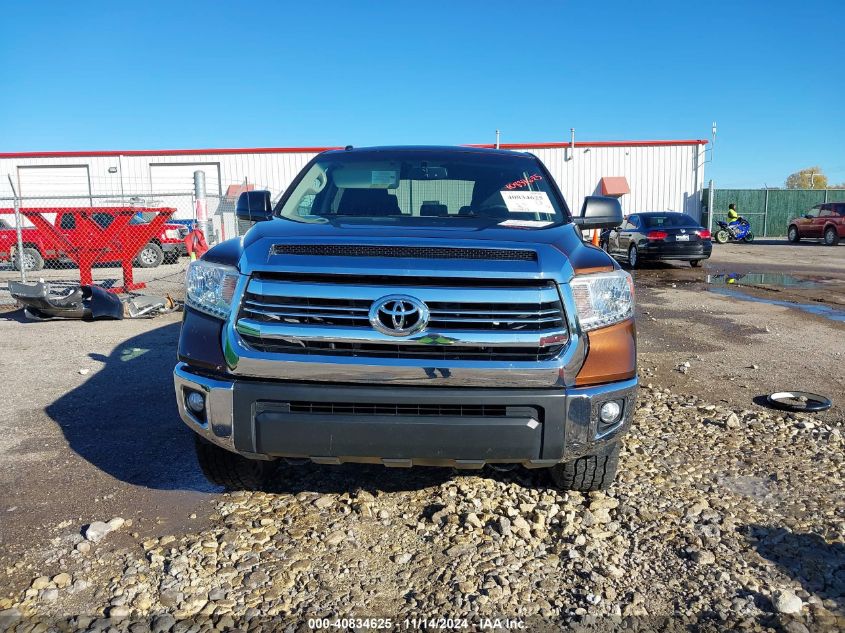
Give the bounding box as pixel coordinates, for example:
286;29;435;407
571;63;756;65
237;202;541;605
0;139;707;238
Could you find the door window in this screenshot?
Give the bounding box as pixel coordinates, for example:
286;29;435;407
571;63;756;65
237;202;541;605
91;213;115;228
59;214;76;230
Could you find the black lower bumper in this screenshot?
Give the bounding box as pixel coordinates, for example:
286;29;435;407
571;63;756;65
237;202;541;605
242;383;554;465
640;241;712;261
174;364;637;467
161;242;187;254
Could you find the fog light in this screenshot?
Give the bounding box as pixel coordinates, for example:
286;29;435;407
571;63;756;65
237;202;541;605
186;391;205;413
599;400;622;425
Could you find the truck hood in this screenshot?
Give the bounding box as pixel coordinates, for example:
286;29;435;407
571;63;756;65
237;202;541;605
233;218;614;283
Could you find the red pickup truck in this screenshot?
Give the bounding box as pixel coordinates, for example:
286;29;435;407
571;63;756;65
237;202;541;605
0;210;188;271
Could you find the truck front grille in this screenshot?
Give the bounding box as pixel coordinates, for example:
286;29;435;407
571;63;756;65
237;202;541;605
236;276;568;362
288;401;515;417
271;244;537;261
239;335;564;362
240;293;564;331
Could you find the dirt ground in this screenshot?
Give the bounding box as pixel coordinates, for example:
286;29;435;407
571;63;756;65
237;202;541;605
633;238;845;424
0;239;842;626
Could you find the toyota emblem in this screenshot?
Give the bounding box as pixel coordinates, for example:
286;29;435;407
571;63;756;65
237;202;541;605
369;295;429;336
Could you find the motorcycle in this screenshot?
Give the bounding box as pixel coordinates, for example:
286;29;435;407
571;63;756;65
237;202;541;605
714;216;754;244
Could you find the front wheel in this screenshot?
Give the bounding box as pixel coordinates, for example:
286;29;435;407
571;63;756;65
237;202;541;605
628;245;640;269
549;443;620;492
742;233;755;243
13;247;44;272
824;226;840;246
135;242;164;268
788;226;800;243
715;230;730;244
194;436;276;491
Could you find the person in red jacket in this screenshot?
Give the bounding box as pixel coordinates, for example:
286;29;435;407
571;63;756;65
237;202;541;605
184;224;209;261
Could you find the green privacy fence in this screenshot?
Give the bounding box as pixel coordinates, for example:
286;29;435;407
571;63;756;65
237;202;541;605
701;188;845;237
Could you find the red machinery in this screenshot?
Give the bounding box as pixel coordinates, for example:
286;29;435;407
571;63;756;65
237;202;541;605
0;207;176;293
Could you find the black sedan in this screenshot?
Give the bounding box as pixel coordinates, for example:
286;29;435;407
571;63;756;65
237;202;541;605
600;212;712;268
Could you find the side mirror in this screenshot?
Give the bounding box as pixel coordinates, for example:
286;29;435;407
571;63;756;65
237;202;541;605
804;214;813;219
236;191;273;222
573;196;624;230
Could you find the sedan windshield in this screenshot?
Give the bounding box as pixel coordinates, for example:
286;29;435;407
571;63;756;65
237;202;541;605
276;150;568;228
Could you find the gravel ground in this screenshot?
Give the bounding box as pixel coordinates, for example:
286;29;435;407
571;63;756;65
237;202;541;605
1;242;844;631
1;390;842;631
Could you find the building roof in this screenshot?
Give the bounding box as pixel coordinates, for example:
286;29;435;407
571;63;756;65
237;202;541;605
0;139;709;159
224;183;254;199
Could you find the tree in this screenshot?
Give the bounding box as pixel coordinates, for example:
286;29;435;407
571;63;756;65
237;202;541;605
785;167;828;189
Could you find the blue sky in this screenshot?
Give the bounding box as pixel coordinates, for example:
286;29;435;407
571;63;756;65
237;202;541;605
1;1;843;188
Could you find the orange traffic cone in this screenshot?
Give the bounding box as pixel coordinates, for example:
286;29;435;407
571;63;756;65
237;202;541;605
591;229;600;246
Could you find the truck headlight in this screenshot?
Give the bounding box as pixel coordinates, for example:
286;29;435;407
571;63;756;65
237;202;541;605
165;229;181;239
569;269;634;332
185;260;240;319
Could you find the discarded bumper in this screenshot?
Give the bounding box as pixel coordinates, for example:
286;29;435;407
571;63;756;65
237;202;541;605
8;281;179;320
9;281;124;320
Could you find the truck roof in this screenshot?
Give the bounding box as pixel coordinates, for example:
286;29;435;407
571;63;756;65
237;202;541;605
320;145;532;158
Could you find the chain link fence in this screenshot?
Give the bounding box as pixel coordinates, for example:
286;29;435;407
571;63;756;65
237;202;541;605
0;178;258;307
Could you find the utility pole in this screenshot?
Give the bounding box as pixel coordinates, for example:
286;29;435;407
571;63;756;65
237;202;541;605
7;175;26;282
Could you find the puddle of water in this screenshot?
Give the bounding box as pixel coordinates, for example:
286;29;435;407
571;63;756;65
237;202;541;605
709;286;845;322
706;272;829;288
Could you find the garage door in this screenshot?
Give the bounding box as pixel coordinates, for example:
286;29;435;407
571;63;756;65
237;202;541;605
17;165;92;201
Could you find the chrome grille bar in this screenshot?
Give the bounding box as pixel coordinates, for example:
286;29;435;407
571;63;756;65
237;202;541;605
236;276;568;360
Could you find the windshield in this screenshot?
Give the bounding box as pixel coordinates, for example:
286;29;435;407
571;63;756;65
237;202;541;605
276;150;568;228
641;214;700;228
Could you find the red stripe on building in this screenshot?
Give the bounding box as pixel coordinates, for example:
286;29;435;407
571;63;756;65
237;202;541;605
0;139;708;159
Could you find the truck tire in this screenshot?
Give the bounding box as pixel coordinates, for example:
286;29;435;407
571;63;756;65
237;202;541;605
193;435;276;491
136;242;164;268
788;226;800;243
549;442;620;492
13;247;44;272
824;226;840;246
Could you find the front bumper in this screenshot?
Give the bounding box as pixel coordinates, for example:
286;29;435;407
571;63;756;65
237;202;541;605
174;362;637;467
161;242;187;255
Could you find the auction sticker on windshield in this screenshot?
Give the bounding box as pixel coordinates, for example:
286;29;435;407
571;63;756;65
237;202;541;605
500;191;555;214
498;219;553;228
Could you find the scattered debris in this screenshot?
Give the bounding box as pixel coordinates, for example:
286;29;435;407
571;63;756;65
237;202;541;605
765;391;832;413
8;281;180;321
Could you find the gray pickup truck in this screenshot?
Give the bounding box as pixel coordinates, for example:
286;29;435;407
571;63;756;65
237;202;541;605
174;146;637;491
